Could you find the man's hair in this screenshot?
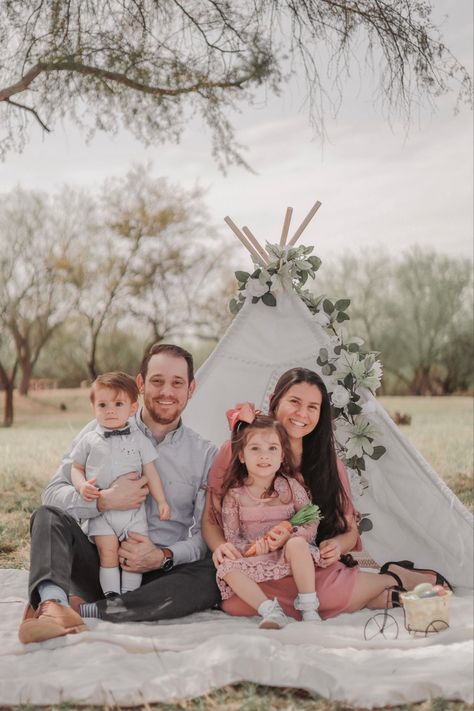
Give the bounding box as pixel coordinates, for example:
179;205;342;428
90;372;139;403
139;343;194;383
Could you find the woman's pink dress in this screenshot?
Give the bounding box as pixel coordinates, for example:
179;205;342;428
207;441;361;619
216;476;320;599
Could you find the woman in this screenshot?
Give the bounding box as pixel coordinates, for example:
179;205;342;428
202;367;451;619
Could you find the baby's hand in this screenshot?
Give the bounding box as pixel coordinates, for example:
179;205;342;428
79;480;100;501
159;502;171;520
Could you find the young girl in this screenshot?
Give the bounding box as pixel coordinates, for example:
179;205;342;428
216;414;322;629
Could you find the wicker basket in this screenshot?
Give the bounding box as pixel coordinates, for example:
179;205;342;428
400;591;453;633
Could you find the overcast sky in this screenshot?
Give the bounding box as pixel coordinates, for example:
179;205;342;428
0;1;472;270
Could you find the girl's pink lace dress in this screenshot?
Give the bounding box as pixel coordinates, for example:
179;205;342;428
216;476;320;599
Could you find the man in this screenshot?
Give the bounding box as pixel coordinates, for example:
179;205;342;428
19;343;220;643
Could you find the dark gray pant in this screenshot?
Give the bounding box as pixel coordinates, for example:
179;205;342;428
28;505;221;622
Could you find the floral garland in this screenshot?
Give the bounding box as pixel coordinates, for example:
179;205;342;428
229;243;386;480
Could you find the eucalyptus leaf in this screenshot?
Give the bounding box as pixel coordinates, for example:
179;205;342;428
343;373;353;389
319;348;329;362
335;298;351;311
369;446;386;460
251;296;259;304
235;270;250;283
261;291;277;307
336;311;350;323
323;298;334;314
322;363;333;376
356;457;366;472
348;343;360;352
347;402;362;415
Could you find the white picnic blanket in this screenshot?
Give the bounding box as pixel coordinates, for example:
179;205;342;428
1;569;472;707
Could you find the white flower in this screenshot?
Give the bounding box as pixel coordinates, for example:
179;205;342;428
313;310;331;327
337;416;379;459
331;385;351;408
244;277;268;299
361;359;383;391
335;351;366;383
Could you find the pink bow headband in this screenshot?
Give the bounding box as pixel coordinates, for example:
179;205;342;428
226;402;261;432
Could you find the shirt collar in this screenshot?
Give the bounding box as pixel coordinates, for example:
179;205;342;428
134;408;184;446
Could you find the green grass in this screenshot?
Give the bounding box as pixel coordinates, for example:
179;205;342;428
0;389;472;710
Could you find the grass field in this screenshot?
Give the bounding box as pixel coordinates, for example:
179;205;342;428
0;389;472;711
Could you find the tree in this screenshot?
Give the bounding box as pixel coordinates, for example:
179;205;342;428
385;249;472;394
0;187;83;424
315;248;472;394
61;166;235;378
110;167;235;348
0;1;471;169
0;188;79;399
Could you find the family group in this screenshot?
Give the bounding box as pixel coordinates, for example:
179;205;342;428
18;343;451;643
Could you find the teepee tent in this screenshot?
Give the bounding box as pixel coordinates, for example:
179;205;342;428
184;201;474;589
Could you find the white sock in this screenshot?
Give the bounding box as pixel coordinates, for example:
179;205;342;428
37;580;69;607
298;592;319;607
99;566;121;596
121;571;142;594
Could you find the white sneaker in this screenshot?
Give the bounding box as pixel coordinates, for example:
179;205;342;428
294;594;322;621
258;598;289;629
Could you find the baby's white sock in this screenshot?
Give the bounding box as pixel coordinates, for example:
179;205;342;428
99;566;121;596
121;571;142;594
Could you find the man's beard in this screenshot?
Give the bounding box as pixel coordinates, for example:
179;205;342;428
143;393;183;425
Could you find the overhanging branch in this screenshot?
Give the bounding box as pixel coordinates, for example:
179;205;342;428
5;98;51;132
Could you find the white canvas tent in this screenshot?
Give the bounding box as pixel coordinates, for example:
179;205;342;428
184;205;474;589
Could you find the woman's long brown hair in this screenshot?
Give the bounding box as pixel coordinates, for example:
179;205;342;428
269;368;352;547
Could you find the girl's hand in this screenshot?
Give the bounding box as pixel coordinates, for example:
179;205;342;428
319;538;342;567
212;542;242;567
158;501;171;520
267;524;292;552
255;537;270;556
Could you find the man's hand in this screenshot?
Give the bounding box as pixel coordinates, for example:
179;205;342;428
119;531;164;573
319;538;342;568
78;478;100;501
212;542;242;567
97;473;149;512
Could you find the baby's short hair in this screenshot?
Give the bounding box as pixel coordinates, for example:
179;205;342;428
90;372;139;403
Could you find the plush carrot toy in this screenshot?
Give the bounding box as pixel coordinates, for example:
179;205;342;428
244;503;322;557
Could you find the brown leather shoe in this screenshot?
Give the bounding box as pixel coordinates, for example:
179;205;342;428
18;600;87;644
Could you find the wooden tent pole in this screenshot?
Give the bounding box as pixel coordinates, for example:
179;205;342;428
287;200;322;246
242;227;269;265
279;207;293;247
224;216;267;266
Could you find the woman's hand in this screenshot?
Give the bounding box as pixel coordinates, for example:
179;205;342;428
212;542;242;567
319;538;342;568
267;524;292;552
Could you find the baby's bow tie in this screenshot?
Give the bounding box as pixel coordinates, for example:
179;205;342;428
103;427;131;438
